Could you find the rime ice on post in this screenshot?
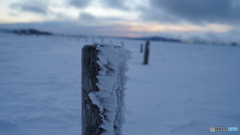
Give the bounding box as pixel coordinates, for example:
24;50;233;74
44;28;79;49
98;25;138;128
82;43;131;135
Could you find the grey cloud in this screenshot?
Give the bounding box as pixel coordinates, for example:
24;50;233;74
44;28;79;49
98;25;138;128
101;0;129;10
143;0;240;24
69;0;92;8
79;12;126;23
68;0;130;11
10;1;48;15
79;12;96;22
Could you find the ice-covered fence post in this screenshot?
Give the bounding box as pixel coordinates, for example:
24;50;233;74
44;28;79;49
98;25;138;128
82;45;102;135
143;40;150;65
82;44;131;135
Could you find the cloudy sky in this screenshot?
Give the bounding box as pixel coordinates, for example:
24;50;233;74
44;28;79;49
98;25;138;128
1;0;240;41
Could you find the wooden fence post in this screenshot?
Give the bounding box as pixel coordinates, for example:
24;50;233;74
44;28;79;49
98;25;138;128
92;37;95;42
121;41;124;47
82;44;131;135
85;37;88;43
143;41;150;65
82;45;103;135
100;37;104;43
140;44;143;53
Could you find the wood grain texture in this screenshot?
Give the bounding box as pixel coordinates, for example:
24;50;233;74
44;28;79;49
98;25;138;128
82;45;104;135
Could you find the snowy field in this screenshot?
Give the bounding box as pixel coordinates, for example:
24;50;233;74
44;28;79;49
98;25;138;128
0;34;240;135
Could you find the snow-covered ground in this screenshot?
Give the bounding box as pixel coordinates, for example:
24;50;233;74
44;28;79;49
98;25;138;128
0;34;239;135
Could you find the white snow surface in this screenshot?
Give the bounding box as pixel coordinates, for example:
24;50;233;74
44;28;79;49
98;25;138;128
89;43;131;135
0;34;240;135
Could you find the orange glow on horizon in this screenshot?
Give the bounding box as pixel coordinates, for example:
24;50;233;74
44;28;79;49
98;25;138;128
125;22;232;33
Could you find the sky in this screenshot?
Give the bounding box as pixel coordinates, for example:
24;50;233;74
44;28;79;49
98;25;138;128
1;0;240;42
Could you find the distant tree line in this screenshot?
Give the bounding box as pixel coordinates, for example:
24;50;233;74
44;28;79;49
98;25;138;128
0;29;53;35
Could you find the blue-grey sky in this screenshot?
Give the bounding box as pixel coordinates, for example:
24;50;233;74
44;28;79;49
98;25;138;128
1;0;240;41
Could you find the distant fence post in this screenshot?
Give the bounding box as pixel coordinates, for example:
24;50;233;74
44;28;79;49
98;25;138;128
143;41;150;65
121;41;124;47
82;44;131;135
85;37;88;43
92;37;95;42
140;43;143;53
100;37;104;43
